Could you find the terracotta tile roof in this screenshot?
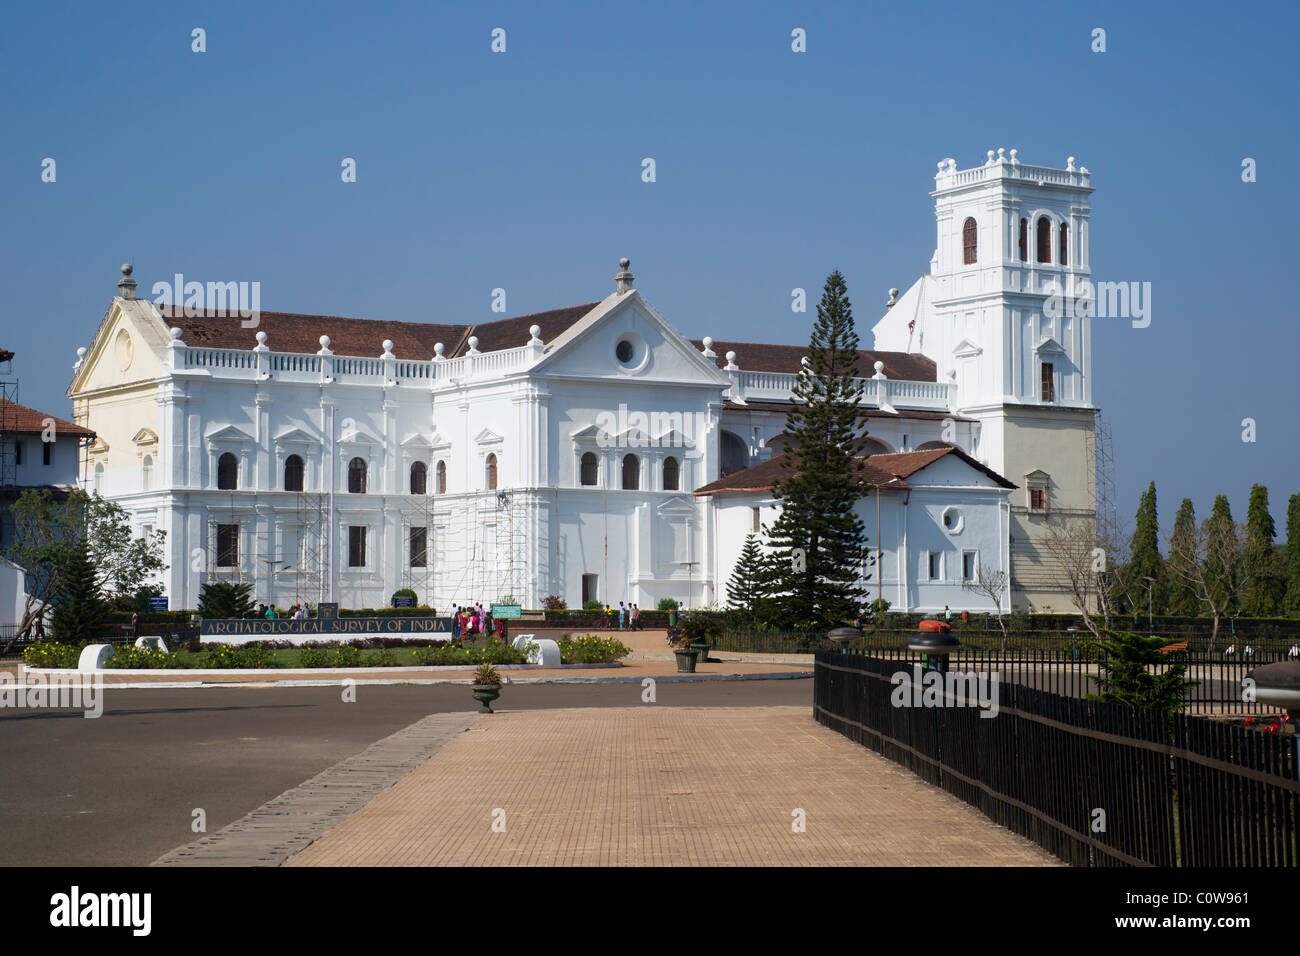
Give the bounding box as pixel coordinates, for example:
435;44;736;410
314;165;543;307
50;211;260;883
692;340;936;382
0;397;94;438
160;302;601;359
723;400;973;422
693;445;1014;496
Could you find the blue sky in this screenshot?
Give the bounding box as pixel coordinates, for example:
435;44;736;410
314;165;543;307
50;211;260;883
2;0;1297;535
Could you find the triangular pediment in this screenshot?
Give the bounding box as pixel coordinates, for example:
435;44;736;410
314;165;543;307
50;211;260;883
571;424;603;442
1024;468;1051;481
656;495;699;517
401;431;451;450
68;297;172;398
474;428;504;445
131;427;159;445
338;422;382;445
1035;337;1066;356
274;426;319;445
205;424;254;443
532;291;730;389
952;338;982;358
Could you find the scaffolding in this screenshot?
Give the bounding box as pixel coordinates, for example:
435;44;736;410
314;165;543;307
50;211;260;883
290;491;327;609
401;490;437;608
1086;413;1120;549
441;489;530;610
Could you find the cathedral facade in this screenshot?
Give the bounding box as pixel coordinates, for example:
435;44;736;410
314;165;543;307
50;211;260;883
67;152;1096;615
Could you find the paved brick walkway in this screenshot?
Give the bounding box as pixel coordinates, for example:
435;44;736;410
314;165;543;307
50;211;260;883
286;707;1057;866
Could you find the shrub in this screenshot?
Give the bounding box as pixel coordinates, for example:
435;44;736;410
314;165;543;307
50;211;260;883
657;598;680;611
368;648;401;667
197;582;255;619
202;642;279;669
105;646;186;669
558;634;631;664
22;641;81;669
391;588;418;607
543;594;567;610
582;600;603;611
332;644;363;668
681;614;724;643
298;647;331;668
473;662;501;684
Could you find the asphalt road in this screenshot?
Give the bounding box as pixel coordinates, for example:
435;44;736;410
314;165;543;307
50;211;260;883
0;678;811;866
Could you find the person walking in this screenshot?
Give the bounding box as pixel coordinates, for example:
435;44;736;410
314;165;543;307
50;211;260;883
631;604;640;630
618;601;627;631
130;611;139;639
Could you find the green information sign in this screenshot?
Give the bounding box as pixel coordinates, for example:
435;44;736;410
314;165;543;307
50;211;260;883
491;604;523;619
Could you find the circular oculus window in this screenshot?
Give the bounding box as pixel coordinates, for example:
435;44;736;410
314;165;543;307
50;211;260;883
615;339;635;364
114;329;134;370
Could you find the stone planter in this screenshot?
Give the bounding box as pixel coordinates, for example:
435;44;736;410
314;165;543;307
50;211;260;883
689;642;711;665
471;683;501;712
674;649;697;673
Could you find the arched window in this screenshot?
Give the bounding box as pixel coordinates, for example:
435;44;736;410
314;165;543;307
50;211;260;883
348;457;367;494
1036;217;1052;263
1059;222;1069;265
284;454;304;492
217;452;238;490
622;454;639;490
141;455;153;492
663;456;680;491
410;461;427;495
485;453;498;490
1018;218;1027;262
962;217;977;265
580;452;598;487
435;460;447;495
720;430;749;476
863;438;893;456
93;463;104;492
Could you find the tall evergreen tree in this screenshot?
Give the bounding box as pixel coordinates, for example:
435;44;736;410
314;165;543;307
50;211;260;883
49;535;106;642
1284;494;1300;618
760;270;872;629
1164;498;1199;616
1204;494;1238;616
1125;482;1164;614
1240;484;1282;617
726;534;769;625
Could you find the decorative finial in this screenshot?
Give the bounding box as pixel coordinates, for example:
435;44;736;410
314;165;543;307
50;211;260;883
318;335;331;354
381;339;394;356
169;327;182;340
724;350;737;370
1009;148;1019;165
873;360;886;380
886;288;899;309
986;149;995;165
615;257;635;294
701;336;715;358
434;342;445;359
1067;156;1077;171
255;331;268;346
117;262;137;299
528;324;542;344
997;147;1006;162
467;336;480;354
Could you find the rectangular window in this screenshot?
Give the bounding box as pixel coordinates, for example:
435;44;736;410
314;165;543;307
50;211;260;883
410;526;428;568
216;524;239;567
43;442;52;466
582;573;598;606
1030;487;1048;511
13;441;21;466
751;507;760;533
962;551;976;581
1040;363;1054;402
928;551;942;581
348;526;367;568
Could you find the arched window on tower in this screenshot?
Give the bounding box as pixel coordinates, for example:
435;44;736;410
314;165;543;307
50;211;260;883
485;453;498;490
284;454;304;492
217;452;238;490
1036;217;1052;263
663;456;680;491
622;454;639;491
141;455;153;492
1059;222;1069;265
435;460;447;495
410;461;427;495
962;217;977;265
1019;218;1027;262
348;457;367;494
580;452;598;487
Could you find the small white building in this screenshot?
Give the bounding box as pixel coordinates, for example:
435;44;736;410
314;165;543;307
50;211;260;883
697;447;1015;614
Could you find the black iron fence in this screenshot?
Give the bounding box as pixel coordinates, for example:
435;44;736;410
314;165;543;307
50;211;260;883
814;650;1300;866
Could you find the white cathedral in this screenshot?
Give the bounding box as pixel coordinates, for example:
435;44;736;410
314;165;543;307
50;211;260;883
67;151;1097;616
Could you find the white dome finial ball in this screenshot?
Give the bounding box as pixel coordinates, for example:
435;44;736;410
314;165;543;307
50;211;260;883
529;324;541;339
255;331;267;345
77;347;87;358
468;335;479;349
434;342;445;356
874;360;884;373
382;339;394;352
170;327;182;339
319;335;330;348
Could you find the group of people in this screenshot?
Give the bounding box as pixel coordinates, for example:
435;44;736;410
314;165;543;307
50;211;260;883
452;604;499;640
608;602;641;631
254;604;310;620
